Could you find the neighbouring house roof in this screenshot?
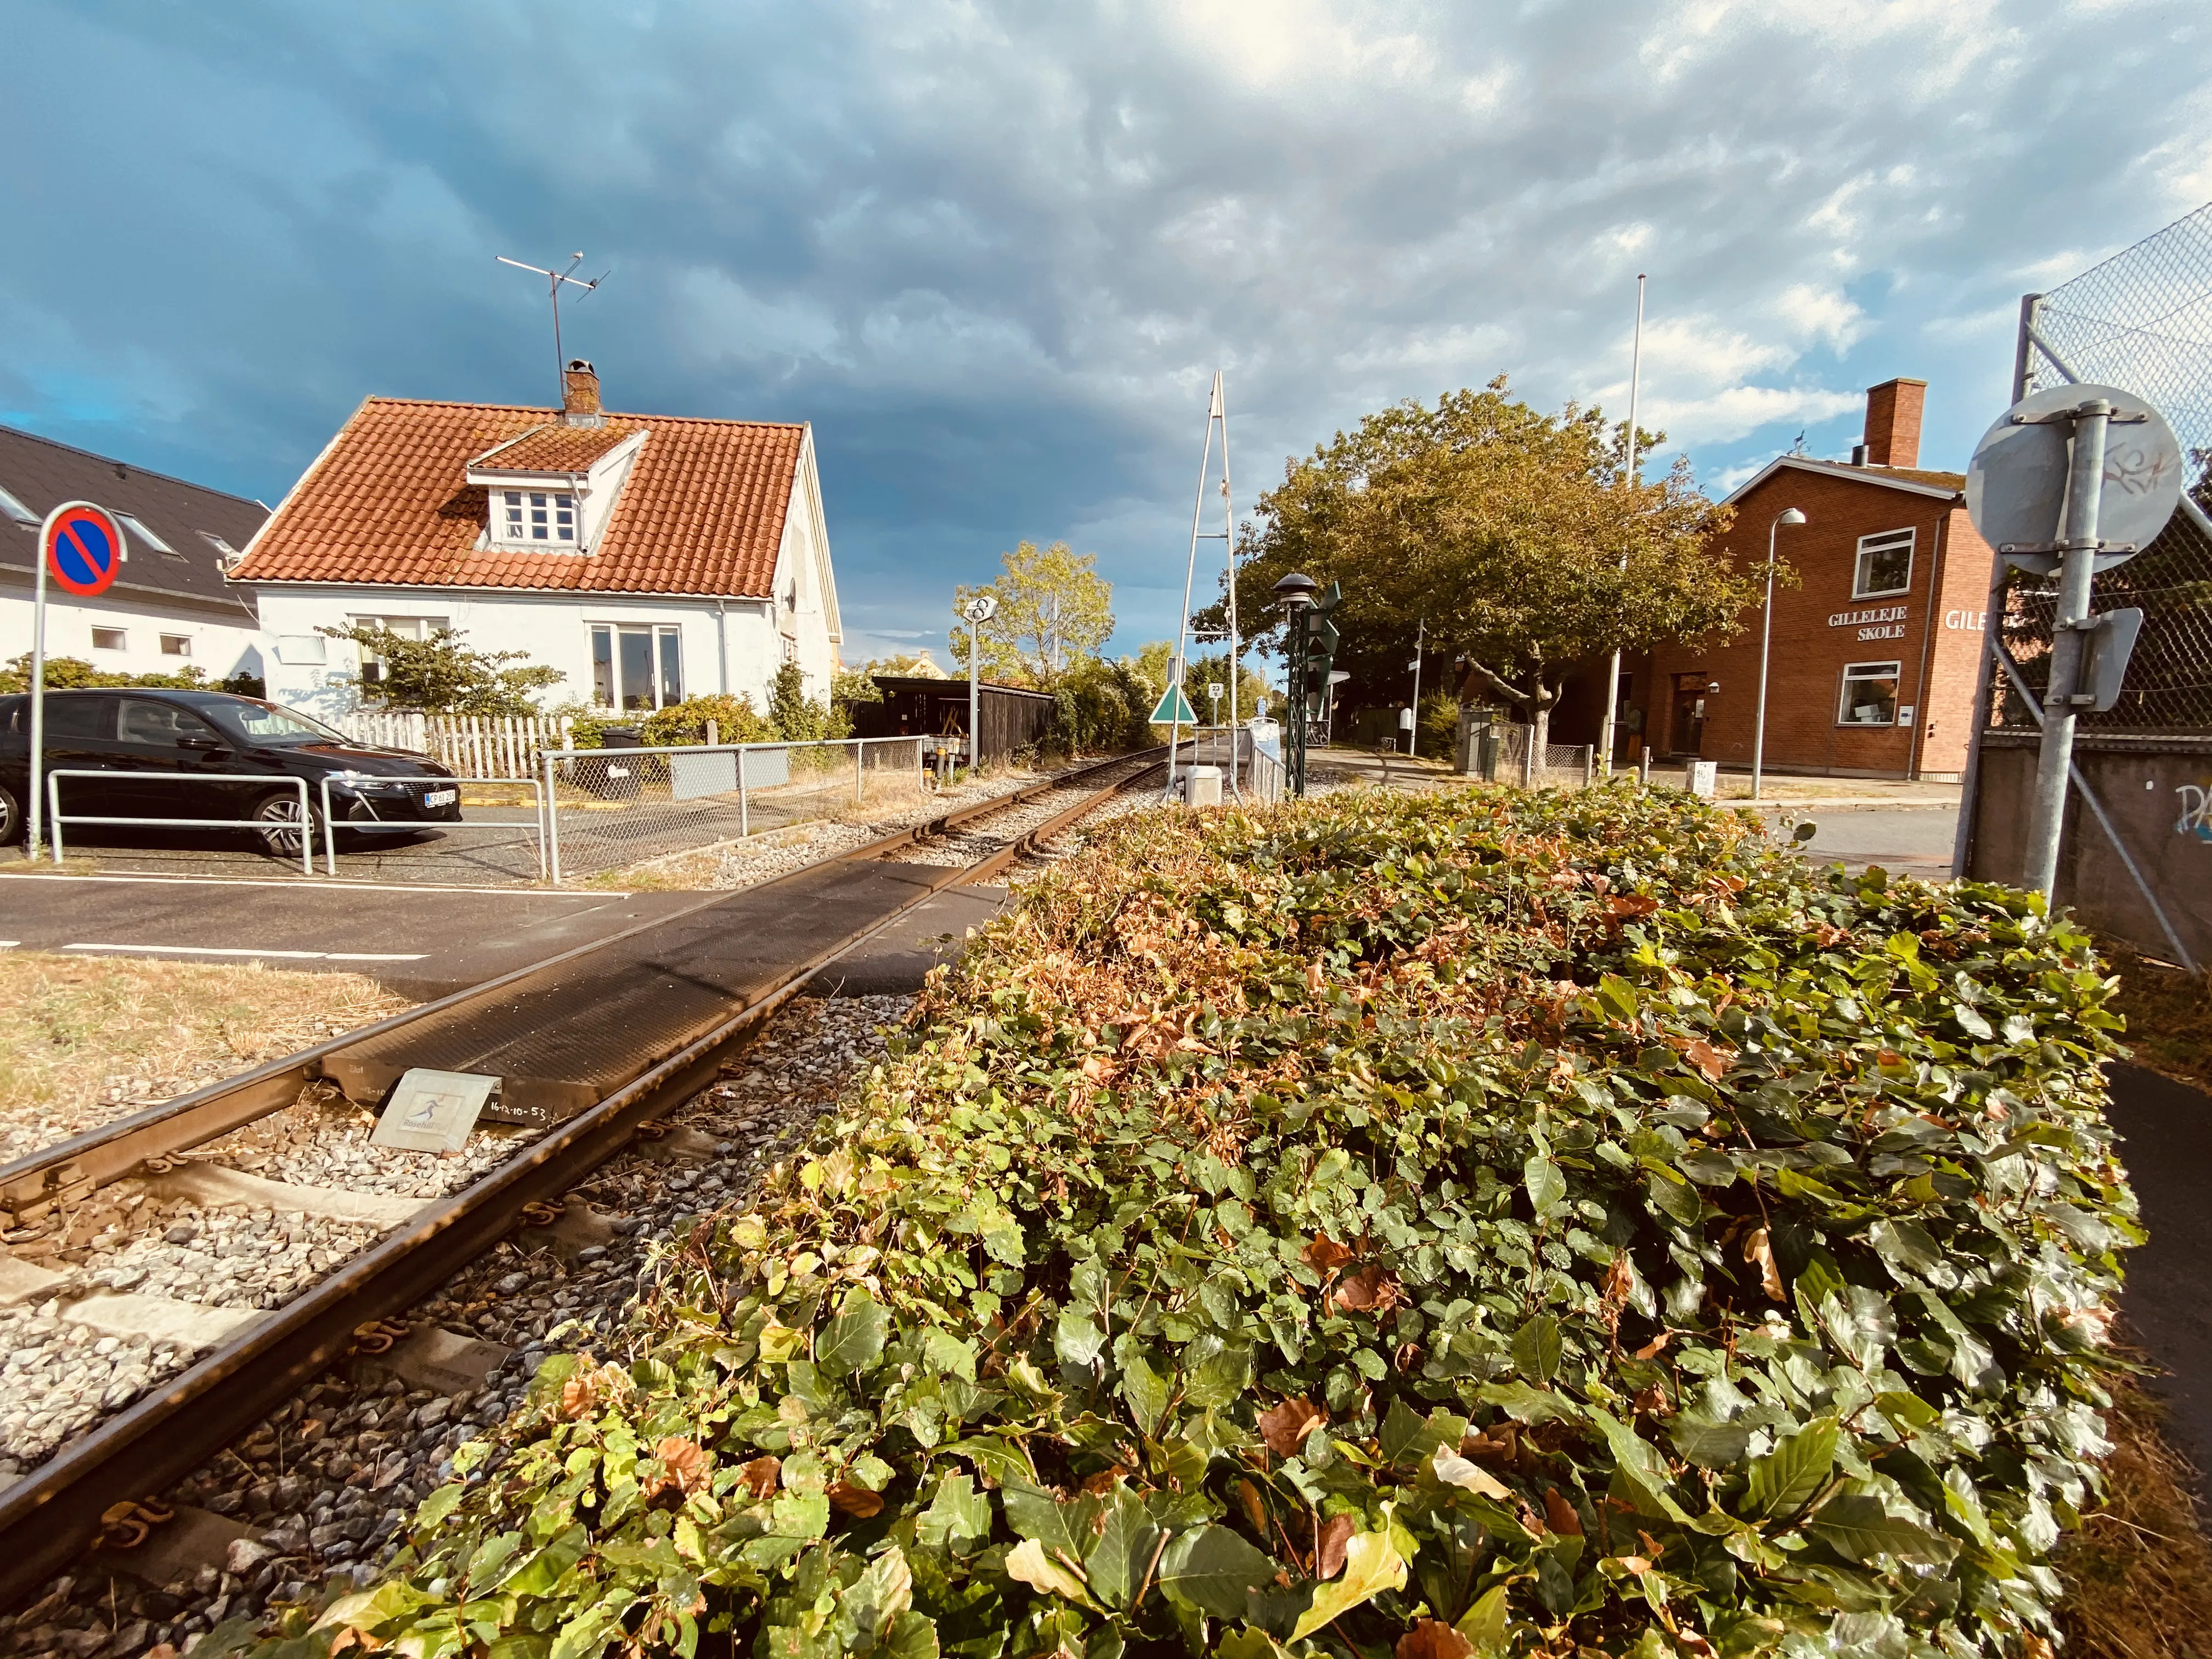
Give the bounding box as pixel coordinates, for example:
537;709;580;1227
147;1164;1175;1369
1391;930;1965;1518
0;424;268;620
230;396;809;598
1724;454;1967;506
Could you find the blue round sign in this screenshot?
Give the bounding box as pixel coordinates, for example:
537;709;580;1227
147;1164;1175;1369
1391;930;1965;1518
42;501;127;597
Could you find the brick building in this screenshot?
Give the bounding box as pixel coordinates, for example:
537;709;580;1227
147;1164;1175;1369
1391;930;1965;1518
1617;379;1997;780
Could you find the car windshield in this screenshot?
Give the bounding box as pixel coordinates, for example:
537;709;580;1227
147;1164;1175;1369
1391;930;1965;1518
186;697;349;746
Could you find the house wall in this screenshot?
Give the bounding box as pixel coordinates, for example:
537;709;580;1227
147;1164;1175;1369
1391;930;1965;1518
0;582;264;682
249;585;785;720
1640;469;1995;779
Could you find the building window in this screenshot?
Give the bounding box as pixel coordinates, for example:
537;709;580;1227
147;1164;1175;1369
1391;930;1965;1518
590;623;683;711
348;614;449;685
160;634;191;657
1853;528;1915;599
114;511;177;557
501;490;575;545
92;627;127;651
0;482;37;527
1837;661;1903;727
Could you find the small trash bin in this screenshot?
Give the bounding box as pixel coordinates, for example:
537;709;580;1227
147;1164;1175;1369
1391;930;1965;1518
1188;764;1223;806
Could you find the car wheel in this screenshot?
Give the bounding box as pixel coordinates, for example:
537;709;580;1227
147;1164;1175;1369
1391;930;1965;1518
252;790;321;862
0;783;20;847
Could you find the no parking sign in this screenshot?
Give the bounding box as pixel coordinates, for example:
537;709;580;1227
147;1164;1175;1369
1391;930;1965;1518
41;501;127;596
26;500;131;859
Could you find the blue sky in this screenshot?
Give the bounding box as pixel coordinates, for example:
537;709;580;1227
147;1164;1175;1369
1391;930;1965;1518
4;1;2210;665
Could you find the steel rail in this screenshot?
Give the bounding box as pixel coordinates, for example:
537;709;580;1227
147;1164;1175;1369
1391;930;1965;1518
0;754;1163;1605
0;750;1163;1228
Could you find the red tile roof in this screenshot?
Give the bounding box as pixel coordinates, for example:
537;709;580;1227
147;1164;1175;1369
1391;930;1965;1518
233;397;806;597
469;420;643;473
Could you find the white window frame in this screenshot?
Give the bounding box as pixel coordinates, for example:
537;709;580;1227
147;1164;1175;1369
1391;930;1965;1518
160;634;192;658
114;511;174;556
92;626;128;652
497;488;577;546
1837;661;1903;728
0;482;37;527
1853;527;1915;600
589;623;684;712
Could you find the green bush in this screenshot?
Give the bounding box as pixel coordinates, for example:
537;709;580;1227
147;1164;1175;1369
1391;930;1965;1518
639;693;778;748
250;788;2132;1659
771;662;850;743
1052;655;1154;753
0;655;262;697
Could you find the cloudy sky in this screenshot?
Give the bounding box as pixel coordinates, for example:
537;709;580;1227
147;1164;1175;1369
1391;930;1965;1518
5;1;2209;664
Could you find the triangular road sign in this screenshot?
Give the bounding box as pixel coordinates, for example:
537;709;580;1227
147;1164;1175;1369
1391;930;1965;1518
1149;684;1200;725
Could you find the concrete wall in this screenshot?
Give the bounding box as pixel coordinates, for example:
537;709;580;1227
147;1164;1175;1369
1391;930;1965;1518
1967;731;2212;966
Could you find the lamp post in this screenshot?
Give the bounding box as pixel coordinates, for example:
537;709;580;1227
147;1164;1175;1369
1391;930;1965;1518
1751;507;1808;802
1272;572;1318;797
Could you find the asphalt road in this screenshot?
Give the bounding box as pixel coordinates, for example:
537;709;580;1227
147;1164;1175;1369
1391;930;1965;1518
0;872;712;998
1776;804;1960;878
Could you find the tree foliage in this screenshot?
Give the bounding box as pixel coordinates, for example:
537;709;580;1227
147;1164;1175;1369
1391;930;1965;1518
953;541;1116;686
637;693;777;748
1048;656;1155;753
238;787;2132;1659
1219;381;1755;744
316;624;562;716
768;661;848;742
0;654;263;697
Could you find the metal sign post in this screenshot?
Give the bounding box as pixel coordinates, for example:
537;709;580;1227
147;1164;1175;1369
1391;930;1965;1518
961;593;997;772
1961;378;2181;894
29;501;128;861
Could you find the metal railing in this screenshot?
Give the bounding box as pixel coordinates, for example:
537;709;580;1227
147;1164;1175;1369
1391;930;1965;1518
315;774;548;879
44;771;317;876
542;736;929;885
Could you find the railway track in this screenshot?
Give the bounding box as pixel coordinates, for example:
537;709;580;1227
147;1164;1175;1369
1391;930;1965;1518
0;748;1165;1607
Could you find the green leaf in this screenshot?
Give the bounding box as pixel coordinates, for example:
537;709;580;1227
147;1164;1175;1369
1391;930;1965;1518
1119;1350;1171;1434
917;1473;994;1556
1289;1530;1408;1640
1054;1307;1105;1368
1806;1494;1954;1565
817;1289;889;1375
1185;1339;1255;1409
1003;1482;1105;1562
1004;1538;1099;1611
1457;1583;1514;1654
1745;1419;1837;1519
1818;1285;1898;1371
1511;1313;1562;1384
924;1328;979;1383
1083;1486;1165;1610
1866;1217;1944;1279
1668;1415;1751;1470
1523;1155;1566;1217
1155;1524;1279;1618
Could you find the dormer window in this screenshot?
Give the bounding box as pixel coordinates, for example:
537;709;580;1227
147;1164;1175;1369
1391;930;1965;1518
501;489;575;545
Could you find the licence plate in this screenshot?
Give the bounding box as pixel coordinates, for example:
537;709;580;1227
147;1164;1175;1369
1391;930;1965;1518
421;788;458;808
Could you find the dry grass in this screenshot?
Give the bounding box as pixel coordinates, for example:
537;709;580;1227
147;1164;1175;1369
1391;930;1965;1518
2056;1361;2212;1658
0;951;412;1158
2104;944;2212;1092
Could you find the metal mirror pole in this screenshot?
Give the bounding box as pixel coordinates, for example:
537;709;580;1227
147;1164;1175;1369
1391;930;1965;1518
2022;399;2111;896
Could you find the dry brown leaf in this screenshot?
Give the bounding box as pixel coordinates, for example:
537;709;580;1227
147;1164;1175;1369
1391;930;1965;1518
1463;1423;1519;1466
1633;1330;1671;1360
1257;1396;1327;1458
1080;1464;1129;1496
558;1372;600;1420
1306;960;1325;994
737;1455;782;1501
1301;1234;1355;1274
1605;893;1659;919
647;1436;709;1500
1683;1038;1735;1081
1544;1488;1584;1537
1618;1554;1653;1573
1632;1383;1672;1419
1396;1621;1475;1659
1601;1253;1634;1310
1315;1511;1355;1579
1743;1227;1785;1300
828;1482;885;1518
1329;1262;1402;1317
1237;1477;1268;1536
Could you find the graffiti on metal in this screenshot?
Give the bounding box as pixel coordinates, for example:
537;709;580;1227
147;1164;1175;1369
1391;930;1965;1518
2179;781;2212;843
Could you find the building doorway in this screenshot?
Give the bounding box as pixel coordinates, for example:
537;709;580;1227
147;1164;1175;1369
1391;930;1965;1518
1669;672;1708;756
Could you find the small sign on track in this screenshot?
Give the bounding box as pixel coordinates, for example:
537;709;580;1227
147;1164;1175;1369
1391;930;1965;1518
372;1067;500;1153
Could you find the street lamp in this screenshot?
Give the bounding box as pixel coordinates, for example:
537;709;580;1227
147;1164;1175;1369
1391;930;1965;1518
1272;572;1319;796
1751;507;1808;801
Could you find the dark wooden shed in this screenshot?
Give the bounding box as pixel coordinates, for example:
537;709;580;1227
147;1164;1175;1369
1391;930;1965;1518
854;675;1057;763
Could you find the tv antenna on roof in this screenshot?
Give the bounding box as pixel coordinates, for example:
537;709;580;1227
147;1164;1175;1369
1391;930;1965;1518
496;252;609;403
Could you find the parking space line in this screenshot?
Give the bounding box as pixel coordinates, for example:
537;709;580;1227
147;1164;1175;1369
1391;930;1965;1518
0;873;629;898
61;943;431;962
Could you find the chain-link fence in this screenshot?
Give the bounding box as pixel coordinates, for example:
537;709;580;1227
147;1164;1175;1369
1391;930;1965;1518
2002;200;2212;734
544;737;928;884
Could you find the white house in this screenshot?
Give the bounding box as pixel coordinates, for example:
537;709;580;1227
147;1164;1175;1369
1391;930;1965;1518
0;425;267;682
230;362;842;721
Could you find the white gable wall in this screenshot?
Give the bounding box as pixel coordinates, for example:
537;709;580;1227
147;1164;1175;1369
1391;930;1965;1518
769;426;843;696
0;583;264;683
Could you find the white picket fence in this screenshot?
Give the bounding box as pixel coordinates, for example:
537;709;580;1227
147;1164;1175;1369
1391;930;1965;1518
336;710;575;780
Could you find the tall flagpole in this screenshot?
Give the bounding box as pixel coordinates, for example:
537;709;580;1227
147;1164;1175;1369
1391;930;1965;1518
1598;273;1646;776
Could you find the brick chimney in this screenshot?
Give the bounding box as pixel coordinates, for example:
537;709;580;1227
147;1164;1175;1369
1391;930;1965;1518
1863;377;1926;469
561;359;602;427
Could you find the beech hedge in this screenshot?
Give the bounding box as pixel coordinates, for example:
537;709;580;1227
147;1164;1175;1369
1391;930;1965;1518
236;786;2136;1659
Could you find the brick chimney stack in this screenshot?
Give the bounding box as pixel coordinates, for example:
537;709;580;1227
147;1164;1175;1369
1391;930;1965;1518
1863;377;1926;469
562;359;602;427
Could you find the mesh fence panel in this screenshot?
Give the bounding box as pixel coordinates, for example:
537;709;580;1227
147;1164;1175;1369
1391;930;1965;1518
546;738;926;883
2002;200;2212;734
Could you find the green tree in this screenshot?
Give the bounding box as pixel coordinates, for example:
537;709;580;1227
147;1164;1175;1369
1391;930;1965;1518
766;661;847;741
1180;650;1273;725
1049;656;1154;753
637;693;776;747
951;540;1115;686
317;624;562;716
0;655;262;696
1218;379;1752;753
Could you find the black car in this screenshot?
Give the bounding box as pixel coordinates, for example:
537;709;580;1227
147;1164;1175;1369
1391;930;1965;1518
0;689;461;855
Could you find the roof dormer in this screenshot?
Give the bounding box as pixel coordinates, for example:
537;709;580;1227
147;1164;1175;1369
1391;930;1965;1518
464;392;647;555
